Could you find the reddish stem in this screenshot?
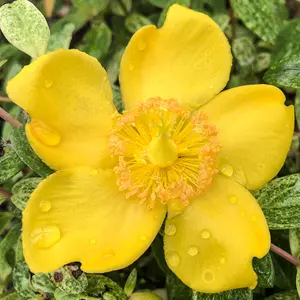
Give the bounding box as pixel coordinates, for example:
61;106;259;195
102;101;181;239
0;187;12;199
271;243;300;266
0;107;22;128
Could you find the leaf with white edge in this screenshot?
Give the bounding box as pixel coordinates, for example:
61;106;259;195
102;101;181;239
15;236;24;262
255;52;271;73
87;274;127;300
13;261;37;299
0;292;21;300
264;54;300;89
230;0;287;44
0;0;50;58
125;13;152;34
253;174;300;229
213;13;230;31
0;223;21;284
32;273;56;295
79;22;112;60
232;37;256;67
0;212;14;235
47;23;75;52
124;269;137;297
0;149;24;185
265;290;299;299
290;228;300;258
253;253;275;288
10;126;53;178
11;177;42;211
194;289;252;299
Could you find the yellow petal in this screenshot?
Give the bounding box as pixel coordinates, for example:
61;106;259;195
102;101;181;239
164;174;270;293
7;49;117;170
120;4;232;110
22;168;166;273
202;84;294;190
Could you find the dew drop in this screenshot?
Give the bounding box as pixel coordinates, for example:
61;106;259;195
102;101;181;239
89;238;97;245
220;164;233;177
220;257;226;264
138;40;146;51
103;249;115;259
251;216;257;222
165;224;177;236
29;120;61;146
201;229;211;240
30;225;61;249
188;246;199;256
228;195;238;204
202;269;215;283
129;63;134;71
89;170;98;176
240;210;246;217
167;199;185;213
166;251;180;267
39;200;51;213
140;235;148;241
44;79;52;88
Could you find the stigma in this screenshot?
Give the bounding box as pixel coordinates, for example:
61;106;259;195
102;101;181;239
109;98;220;209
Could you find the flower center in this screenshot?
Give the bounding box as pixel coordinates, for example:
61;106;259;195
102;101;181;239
109;98;220;209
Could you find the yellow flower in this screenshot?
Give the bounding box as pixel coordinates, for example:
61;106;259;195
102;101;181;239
7;4;294;294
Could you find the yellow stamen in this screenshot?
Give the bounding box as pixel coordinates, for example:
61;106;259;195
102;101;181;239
109;97;220;209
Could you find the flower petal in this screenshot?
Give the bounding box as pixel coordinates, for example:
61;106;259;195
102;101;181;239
120;4;232;110
22;168;166;273
164;174;270;293
7;49;117;170
202;84;294;190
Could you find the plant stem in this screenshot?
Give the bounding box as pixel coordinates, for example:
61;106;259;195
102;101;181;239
0;107;22;128
0;187;12;199
271;243;300;266
0;96;11;103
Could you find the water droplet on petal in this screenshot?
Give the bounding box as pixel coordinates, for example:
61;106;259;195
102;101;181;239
30;225;61;249
138;40;146;51
168;199;185;213
89;170;98;176
129;63;134;71
201;229;211;240
165;224;177;236
44;79;52;88
166;251;180;267
251;216;257;222
103;249;115;259
29;120;61;146
220;257;226;264
39;200;51;213
202;269;215;283
140;235;148;241
188;246;199;256
220;164;233;177
89;238;97;245
228;195;238;204
240;210;246;217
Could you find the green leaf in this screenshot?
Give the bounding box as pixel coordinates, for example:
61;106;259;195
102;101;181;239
195;289;252;299
151;234;168;274
0;0;50;58
0;223;21;284
10;126;53;178
32;273;56;295
105;46;125;84
0;212;14;235
212;13;230;31
0;292;21;300
79;22;112;60
166;271;192;300
230;0;287;44
296;270;300;299
253;174;300;229
110;0;132;16
232;37;256;67
47;23;75;52
254;52;271;73
112;86;124;113
295;90;300;131
125;13;152;34
87;274;127;300
52;266;88;295
11;177;42;211
0;149;24;185
13;261;37;299
252;253;275;288
124;268;137;297
3;61;22;90
290;228;300;258
264;54;300;89
265;290;299;299
15;236;24;262
146;0;169;8
72;0;109;17
130;292;162;300
0;59;7;68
